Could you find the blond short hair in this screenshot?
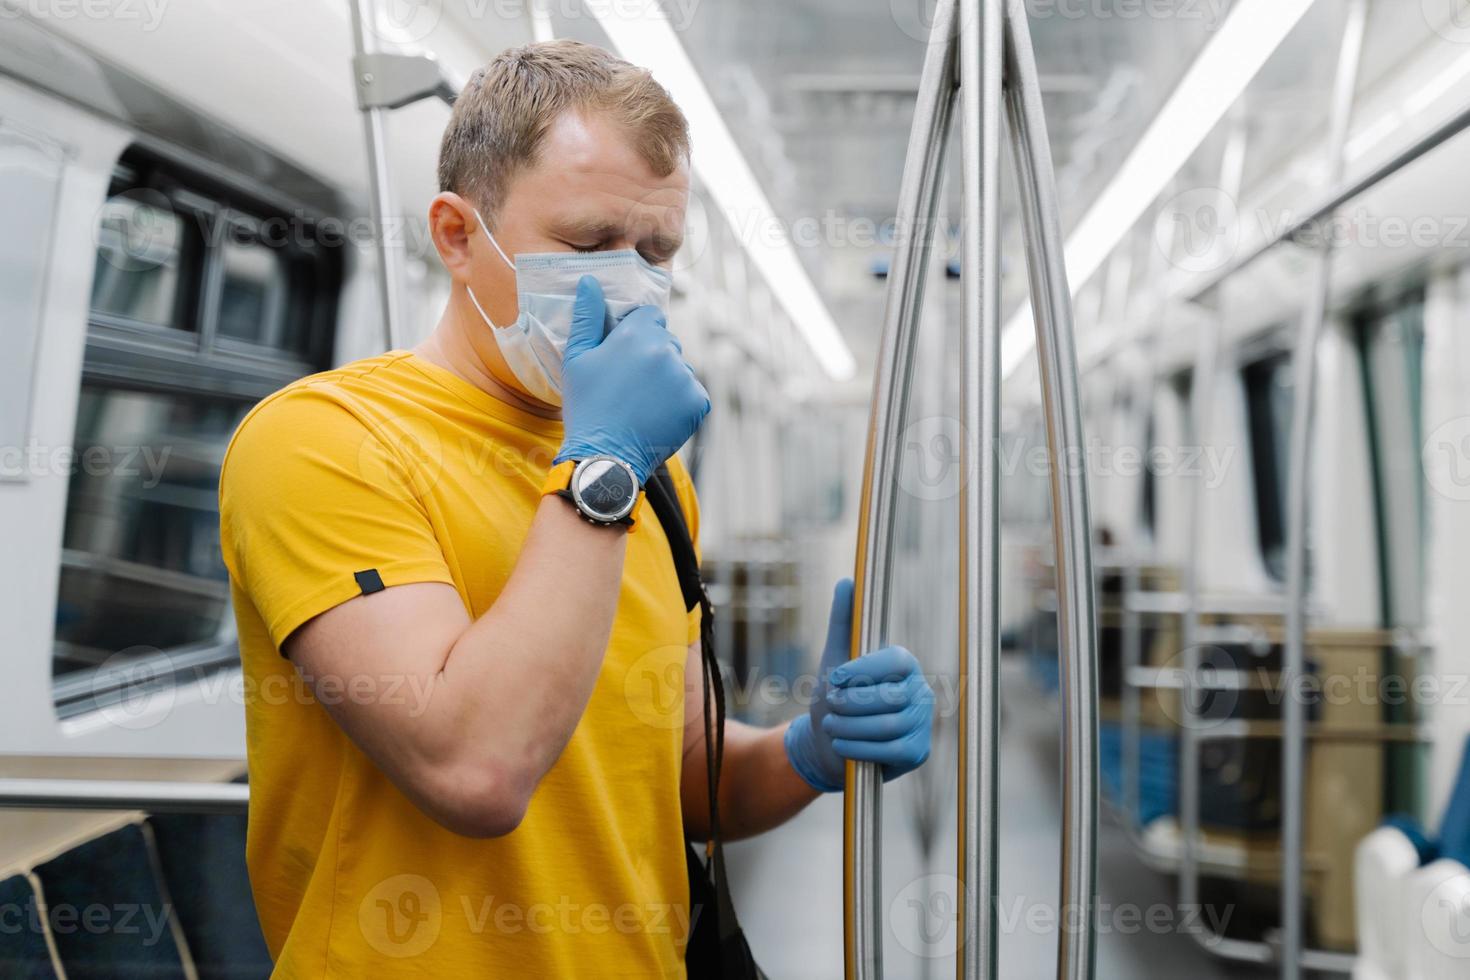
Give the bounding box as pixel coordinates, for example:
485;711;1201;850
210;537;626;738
438;39;690;223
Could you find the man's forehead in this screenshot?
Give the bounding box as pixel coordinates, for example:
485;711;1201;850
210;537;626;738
502;110;689;249
543;182;686;225
531;110;689;199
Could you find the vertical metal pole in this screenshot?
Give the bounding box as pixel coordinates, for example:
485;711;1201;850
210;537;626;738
1280;2;1368;977
957;0;1004;976
846;2;959;976
347;0;407;350
1120;553;1142;826
1002;2;1098;977
1122;212;1178;831
1123;514;1146;828
1179;110;1250;924
1177;312;1214;923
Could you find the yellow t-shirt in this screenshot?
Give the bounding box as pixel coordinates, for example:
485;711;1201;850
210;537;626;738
219;351;700;978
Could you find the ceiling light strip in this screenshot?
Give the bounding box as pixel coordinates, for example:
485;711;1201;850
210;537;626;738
1000;0;1318;379
591;6;859;380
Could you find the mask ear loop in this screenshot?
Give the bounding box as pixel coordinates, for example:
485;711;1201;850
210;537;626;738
464;281;503;330
473;208;516;271
466;208;517;331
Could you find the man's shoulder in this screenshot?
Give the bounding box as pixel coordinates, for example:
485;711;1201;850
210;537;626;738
226;353;414;456
220;352;428;500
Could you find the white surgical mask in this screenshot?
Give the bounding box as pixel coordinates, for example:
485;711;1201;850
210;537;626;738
466;209;674;406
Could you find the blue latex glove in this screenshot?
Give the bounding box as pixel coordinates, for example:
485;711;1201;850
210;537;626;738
785;578;935;793
554;276;711;484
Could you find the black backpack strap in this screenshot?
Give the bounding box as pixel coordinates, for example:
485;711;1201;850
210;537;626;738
646;465;706;619
644;465;740;944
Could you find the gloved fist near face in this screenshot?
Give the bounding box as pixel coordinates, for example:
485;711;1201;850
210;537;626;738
784;578;935;793
554;275;710;485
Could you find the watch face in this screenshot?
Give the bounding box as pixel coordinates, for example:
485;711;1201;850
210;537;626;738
573;457;637;521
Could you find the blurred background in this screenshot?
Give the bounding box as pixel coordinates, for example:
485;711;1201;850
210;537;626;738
4;0;1470;977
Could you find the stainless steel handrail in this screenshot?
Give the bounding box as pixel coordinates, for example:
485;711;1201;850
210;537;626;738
1281;4;1368;976
1178;107;1249;946
845;0;957;975
1198;721;1432;745
346;0;460;350
1184;98;1470;304
850;4;1099;977
1120;556;1143;827
957;0;1004;976
1124;591;1295;616
0;779;249;814
1120;192;1180;834
348;0;407;351
1003;1;1099;976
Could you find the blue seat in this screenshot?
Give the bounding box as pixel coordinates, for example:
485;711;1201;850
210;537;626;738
148;813;272;979
1099;720;1177;826
34;823;189;980
1436;733;1470;867
0;874;60;979
1380;732;1470;868
1355;735;1470;978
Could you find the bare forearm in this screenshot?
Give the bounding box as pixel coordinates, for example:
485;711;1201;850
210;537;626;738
686;720;820;842
434;495;626;782
291;494;637;837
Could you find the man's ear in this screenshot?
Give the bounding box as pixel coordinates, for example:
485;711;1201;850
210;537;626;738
428;192;477;282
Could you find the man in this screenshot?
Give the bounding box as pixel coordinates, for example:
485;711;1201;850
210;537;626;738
220;39;934;976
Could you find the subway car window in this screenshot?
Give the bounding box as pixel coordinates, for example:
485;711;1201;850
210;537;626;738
54;387;247;675
217;235;288;348
1241;351;1293;581
52;147;339;713
1356;295;1428;628
90;157;207;332
215;220;328;359
90;192;197;329
1356;293;1429;817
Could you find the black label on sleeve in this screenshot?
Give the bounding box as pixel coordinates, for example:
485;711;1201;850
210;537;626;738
354;569;386;595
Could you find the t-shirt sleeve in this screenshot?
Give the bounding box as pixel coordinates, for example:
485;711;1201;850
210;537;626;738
666;453;703;645
219;386;455;652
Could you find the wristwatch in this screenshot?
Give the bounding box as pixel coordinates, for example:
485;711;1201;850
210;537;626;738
541;455;643;528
